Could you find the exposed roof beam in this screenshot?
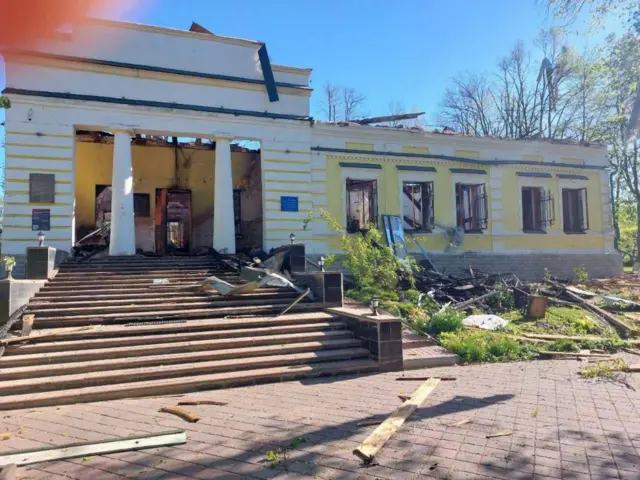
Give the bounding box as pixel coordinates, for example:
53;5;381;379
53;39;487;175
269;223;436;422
356;112;425;125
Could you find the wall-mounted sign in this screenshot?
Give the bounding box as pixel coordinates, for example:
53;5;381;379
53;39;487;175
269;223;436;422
32;209;51;231
280;196;299;212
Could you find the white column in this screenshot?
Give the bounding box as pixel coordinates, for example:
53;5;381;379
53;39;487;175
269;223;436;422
213;137;236;254
109;131;136;255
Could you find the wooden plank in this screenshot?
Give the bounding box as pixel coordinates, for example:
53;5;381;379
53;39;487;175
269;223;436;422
177;400;228;406
0;430;186;466
159;406;200;422
353;378;440;463
626;364;640;372
538;351;612;359
396;376;456;381
522;333;607;342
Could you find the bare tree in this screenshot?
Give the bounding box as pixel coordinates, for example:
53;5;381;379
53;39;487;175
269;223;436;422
342;87;366;121
386;100;410;126
321;82;341;122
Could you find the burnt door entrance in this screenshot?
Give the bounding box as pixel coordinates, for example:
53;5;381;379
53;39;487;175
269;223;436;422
155;188;192;254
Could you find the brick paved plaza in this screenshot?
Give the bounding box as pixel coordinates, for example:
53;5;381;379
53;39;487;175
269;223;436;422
2;356;639;480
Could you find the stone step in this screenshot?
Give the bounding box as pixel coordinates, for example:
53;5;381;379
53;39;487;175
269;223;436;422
54;269;227;279
44;274;240;287
0;359;379;410
28;291;297;308
33;287;284;299
8;321;346;353
24;302;323;328
0;330;353;367
0;347;370;396
59;261;225;269
26;295;303;316
10;312;337;338
0;337;361;381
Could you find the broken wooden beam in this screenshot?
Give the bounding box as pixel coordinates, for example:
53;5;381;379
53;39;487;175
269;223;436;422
356;112;425;125
522;333;608;342
538;351;612;359
159;406;200;423
353;378;440;463
626;364;640;372
177;400;228;406
453;291;499;310
357;419;383;427
396;376;456;381
0;430;186;466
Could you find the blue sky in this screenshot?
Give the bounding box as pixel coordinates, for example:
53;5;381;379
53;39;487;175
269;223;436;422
0;0;626;194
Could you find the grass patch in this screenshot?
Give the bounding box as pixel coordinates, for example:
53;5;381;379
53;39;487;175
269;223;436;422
503;306;606;336
624;265;633;273
439;330;539;363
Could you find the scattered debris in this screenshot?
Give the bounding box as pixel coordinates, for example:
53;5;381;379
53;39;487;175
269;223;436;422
357;419;383;427
353;378;440;463
462;314;507;330
397;394;411;402
448;418;472;427
539;351;612;359
0;430;186;466
486;430;512;439
176;400;228;406
396;376;456;381
565;285;596;298
0;433;11;441
158;406;200;423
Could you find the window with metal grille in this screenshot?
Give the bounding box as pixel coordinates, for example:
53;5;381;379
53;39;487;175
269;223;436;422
562;188;589;233
522;187;555;231
133;193;151;217
346;178;378;233
455;183;488;232
402;181;434;232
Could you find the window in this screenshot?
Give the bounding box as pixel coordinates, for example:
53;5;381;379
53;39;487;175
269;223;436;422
134;193;151;217
29;173;55;204
402;181;434;232
521;187;555;232
562;188;589;233
455;183;488;232
346;178;378;233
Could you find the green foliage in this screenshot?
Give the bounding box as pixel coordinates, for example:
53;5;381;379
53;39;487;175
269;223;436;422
265;449;282;468
427;308;463;335
2;256;16;271
573;265;589;283
580;358;629;379
0;96;10;109
289;436;308;448
439;330;539;363
616;199;637;261
314;209;419;299
503;306;605;336
548;339;581;352
486;284;515;312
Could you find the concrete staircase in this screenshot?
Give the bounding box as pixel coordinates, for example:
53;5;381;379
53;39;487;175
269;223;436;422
0;256;377;410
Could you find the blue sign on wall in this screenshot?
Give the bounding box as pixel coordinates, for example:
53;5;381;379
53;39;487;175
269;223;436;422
280;196;299;212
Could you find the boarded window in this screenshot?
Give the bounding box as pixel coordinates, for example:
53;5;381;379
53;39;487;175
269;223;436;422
455;183;488;232
522;187;555;231
562;188;589;232
134;193;151;217
346;178;378;233
402;181;434;232
29;173;55;203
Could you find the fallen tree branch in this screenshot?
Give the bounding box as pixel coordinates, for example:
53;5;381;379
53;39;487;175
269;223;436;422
159;406;200;423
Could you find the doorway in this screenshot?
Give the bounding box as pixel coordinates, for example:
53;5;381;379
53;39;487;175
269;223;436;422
155;188;192;254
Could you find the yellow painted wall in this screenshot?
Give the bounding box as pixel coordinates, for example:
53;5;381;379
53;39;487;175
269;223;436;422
320;152;607;253
74;142;260;251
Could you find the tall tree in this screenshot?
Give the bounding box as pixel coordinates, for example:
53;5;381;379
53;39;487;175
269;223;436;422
342;87;366;121
320;82;341;122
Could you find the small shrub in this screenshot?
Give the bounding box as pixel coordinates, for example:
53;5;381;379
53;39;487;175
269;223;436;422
573;265;589;283
265;449;281;468
289;436;308;448
487;336;522;359
411;316;430;335
486;284;515;312
427;309;463;335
